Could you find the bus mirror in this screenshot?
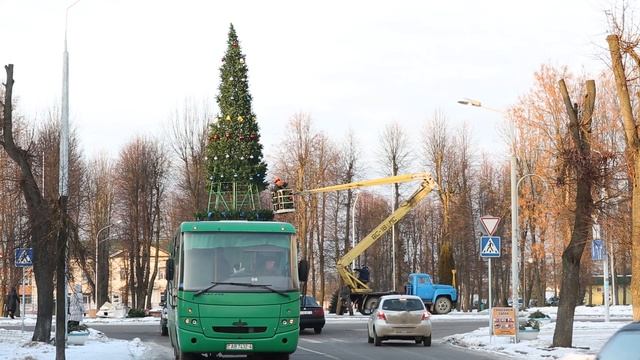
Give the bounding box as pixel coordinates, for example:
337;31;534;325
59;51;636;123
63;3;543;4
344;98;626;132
166;259;174;280
298;259;309;282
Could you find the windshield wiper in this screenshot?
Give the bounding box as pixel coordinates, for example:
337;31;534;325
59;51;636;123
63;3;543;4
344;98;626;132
193;282;289;298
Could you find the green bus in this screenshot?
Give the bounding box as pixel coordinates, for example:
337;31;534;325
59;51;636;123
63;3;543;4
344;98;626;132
166;221;308;360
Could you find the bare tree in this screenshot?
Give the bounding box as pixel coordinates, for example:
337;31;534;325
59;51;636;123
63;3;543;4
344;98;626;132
422;111;456;285
607;28;640;320
84;155;116;307
552;79;597;347
378;121;412;291
1;64;57;342
115;136;169;310
168;99;211;226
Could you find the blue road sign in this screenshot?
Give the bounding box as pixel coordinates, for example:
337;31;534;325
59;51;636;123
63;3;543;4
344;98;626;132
592;239;605;261
480;236;501;258
15;248;33;267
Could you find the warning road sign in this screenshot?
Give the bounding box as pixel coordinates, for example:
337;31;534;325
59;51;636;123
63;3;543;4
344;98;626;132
480;236;501;258
15;248;33;267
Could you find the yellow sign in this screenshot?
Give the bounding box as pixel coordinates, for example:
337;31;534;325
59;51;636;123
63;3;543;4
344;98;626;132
491;307;516;336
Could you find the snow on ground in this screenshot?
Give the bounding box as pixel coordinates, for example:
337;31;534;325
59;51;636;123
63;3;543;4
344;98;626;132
444;305;634;360
0;305;633;359
0;327;152;360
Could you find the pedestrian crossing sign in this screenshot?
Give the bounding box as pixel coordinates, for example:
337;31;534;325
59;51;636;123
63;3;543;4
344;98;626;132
15;248;33;267
480;236;500;258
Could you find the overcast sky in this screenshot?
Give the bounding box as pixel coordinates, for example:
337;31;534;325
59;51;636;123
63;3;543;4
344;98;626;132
1;0;616;177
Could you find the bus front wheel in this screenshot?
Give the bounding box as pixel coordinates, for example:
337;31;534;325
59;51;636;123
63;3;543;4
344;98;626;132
173;346;198;360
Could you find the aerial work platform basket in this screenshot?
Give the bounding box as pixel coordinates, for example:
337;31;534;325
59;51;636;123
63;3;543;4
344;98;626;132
272;188;295;214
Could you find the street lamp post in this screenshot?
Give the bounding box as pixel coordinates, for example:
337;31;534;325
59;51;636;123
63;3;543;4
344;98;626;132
58;1;83;352
95;223;117;310
458;98;520;322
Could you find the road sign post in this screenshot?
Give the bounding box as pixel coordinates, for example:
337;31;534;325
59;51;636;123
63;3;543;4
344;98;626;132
592;237;609;322
480;216;501;336
15;248;33;332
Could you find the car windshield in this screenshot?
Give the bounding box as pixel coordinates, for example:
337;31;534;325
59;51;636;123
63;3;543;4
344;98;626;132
181;232;298;292
598;331;640;360
301;296;320;307
382;298;425;311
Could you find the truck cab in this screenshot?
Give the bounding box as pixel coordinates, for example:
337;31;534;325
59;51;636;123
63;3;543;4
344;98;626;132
405;273;457;314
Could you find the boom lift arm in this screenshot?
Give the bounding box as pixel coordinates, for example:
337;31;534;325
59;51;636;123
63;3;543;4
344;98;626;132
275;173;437;295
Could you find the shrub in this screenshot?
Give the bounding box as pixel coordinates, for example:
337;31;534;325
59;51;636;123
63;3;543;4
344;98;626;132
67;323;88;333
519;319;540;331
127;308;146;318
528;310;549;319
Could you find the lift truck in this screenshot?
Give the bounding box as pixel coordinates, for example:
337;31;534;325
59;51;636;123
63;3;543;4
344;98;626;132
272;173;457;315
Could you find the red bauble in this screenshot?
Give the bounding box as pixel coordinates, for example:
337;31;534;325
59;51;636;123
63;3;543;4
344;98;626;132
225;133;231;139
239;135;245;141
250;133;257;140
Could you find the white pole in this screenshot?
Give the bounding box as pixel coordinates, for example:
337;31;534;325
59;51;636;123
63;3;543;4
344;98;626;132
21;267;26;333
610;241;616;305
61;6;70;342
488;258;492;335
603;242;610;322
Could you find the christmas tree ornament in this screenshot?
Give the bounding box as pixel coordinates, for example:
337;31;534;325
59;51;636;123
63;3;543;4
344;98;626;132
225;154;230;158
226;115;231;121
249;155;254;159
240;156;245;160
214;156;218;160
238;115;244;122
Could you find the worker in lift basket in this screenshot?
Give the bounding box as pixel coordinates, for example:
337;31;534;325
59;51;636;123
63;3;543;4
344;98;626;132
274;176;288;190
355;265;370;284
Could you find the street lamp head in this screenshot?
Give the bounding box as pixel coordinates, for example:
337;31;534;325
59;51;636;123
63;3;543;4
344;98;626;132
457;98;482;107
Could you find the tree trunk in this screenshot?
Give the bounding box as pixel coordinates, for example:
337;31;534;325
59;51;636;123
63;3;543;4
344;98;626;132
552;79;596;347
606;34;640;321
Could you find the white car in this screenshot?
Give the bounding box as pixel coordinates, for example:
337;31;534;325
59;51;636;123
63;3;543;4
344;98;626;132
367;294;432;347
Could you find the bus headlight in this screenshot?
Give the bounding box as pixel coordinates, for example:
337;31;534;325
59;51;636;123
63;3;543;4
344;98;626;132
281;318;295;326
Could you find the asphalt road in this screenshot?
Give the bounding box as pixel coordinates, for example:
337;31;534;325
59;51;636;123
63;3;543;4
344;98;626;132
3;319;506;360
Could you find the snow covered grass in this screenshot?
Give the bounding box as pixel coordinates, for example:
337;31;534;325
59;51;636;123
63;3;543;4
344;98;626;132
445;320;628;360
0;328;151;360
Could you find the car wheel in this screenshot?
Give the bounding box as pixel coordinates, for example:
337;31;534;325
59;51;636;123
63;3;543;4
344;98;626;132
367;327;374;343
423;335;431;347
373;328;382;346
433;297;452;314
161;325;168;336
314;327;322;334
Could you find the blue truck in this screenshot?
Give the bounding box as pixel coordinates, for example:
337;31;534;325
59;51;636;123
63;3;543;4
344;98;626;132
405;273;457;314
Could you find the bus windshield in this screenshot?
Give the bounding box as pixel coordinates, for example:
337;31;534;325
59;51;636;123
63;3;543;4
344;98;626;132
182;232;298;293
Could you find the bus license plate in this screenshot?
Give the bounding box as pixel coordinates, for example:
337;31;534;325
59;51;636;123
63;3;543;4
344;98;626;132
226;343;253;351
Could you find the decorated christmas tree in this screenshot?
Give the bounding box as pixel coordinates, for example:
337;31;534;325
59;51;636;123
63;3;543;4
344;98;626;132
204;23;270;219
